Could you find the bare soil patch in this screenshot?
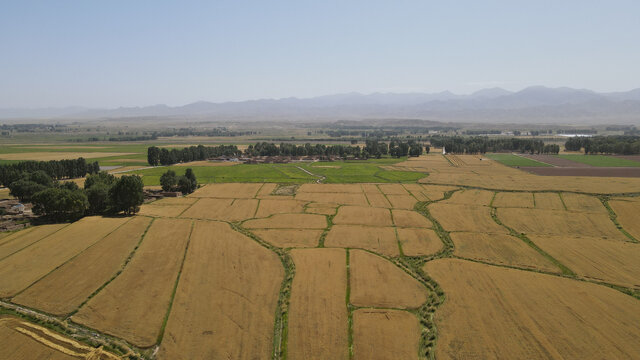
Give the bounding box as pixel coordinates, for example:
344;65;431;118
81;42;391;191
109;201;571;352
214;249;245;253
352;309;420;360
350;250;427;308
0;152;135;161
424;258;640;359
288;248;348;360
520;154;592;167
521;166;640;177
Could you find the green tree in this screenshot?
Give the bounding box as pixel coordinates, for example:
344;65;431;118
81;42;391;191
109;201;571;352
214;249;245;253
109;175;144;215
86;183;111;214
177;176;195;194
84;171;116;190
32;188;88;222
160;170;177;191
147;146;160;166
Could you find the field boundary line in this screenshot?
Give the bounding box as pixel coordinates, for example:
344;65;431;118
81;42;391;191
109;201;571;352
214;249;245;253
600;197;639;243
489;207;575;276
229;221;295;360
512;153;556;167
346;249;354;359
68;217;155;317
9;217;135;300
155;220;195;347
0;222;71;262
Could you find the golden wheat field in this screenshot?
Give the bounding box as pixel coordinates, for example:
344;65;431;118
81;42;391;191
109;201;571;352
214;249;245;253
1;153;639;359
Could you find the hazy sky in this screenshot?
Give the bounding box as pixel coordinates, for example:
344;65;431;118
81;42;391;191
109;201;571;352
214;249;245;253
1;1;639;108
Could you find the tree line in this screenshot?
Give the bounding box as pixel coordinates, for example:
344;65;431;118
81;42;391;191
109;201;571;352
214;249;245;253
429;136;560;154
0;158;100;187
8;170;144;222
565;136;640;155
147;145;241;166
159;169;198;194
244;140;426;159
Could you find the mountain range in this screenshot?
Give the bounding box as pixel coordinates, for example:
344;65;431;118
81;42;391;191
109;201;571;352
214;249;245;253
2;86;640;124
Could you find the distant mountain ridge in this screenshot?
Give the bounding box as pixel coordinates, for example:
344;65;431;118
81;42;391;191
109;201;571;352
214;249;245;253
2;86;640;124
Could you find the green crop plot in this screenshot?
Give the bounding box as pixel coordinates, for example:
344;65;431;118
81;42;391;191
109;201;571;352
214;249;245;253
556;155;640;167
485;153;551;167
133;158;427;185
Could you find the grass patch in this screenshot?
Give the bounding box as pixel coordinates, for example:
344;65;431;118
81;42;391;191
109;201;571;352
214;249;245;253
133;159;426;185
485;153;551;167
556;154;640;167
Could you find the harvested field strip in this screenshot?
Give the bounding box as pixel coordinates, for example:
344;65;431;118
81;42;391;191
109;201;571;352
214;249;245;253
325;225;400;257
298;184;363;193
397;228;442;256
251;229;323;248
0;216;129;298
352;309;420;360
333;206;392;226
256;183;277;197
189;183;263;198
496;207;624;239
71;218;192;348
363;191;391;208
350;250;427;309
386;194;417;209
561;193;606;213
255;199;306;218
378;184;409;195
492;192;534;208
0;316;120;360
392;209;432;228
288;248;348;360
295;192;369;206
0;224;67;261
402;184;429;201
424;258;640;359
429;203;505;233
450;232;560;273
608;199;640;241
181;198;258;221
151;197;198;206
530;235;640;289
533;192;565;210
138;204;191;217
13;216;152;316
157;221;283;360
442;189;494;206
244;213;327;229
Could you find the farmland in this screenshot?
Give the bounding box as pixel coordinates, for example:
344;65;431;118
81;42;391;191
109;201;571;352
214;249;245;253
0;153;639;359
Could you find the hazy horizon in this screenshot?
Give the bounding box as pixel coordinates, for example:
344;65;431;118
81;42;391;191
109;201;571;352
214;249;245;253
2;1;639;108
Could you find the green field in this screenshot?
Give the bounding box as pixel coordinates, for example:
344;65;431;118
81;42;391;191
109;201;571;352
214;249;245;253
556;154;640;167
132;159;426;185
485;153;551;167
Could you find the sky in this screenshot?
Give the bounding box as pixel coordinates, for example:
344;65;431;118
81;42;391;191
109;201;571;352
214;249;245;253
1;0;639;108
